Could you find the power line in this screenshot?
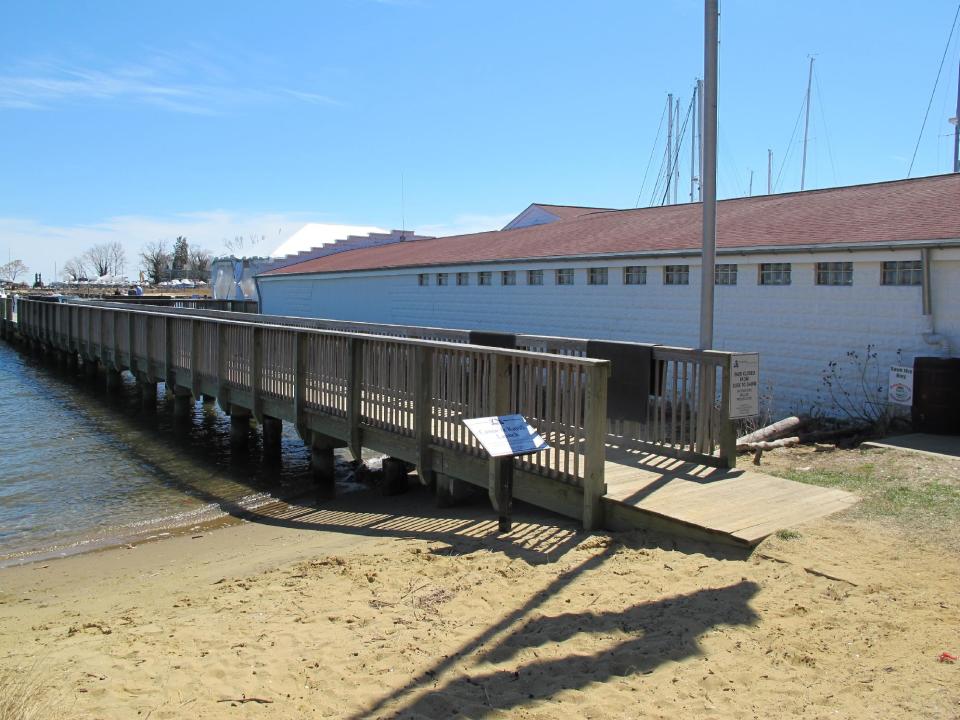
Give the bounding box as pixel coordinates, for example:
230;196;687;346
813;69;838;185
907;1;960;177
774;91;808;192
635;102;667;208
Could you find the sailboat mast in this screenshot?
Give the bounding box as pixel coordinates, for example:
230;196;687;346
666;93;674;205
767;149;773;193
800;56;814;190
690;81;698;202
697;78;704;201
953;55;959;173
675;97;681;204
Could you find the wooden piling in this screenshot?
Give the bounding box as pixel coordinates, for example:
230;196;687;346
262;415;282;460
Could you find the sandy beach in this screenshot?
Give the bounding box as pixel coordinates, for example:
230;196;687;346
1;473;959;719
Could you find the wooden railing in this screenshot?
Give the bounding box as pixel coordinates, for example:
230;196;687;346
65;300;742;467
14;298;612;528
98;297;259;313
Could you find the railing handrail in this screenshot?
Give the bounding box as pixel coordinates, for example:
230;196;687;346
46;299;612;368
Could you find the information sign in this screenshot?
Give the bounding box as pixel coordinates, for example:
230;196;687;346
463;414;549;458
729;353;760;419
888;365;914;406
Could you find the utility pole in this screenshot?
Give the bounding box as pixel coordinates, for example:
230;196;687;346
700;0;718;350
666;93;674;205
800;56;815;191
767;149;773;193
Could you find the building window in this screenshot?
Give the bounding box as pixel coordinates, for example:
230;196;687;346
527;269;543;286
663;265;689;285
816;262;853;286
436;272;448;286
456;272;469;286
882;260;922;286
759;263;791;285
478;271;492;286
587;267;608;285
418;273;429;286
715;263;738;285
623;265;647;285
555;268;575;285
501;270;516;286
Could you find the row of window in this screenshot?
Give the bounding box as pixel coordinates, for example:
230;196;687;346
417;261;922;288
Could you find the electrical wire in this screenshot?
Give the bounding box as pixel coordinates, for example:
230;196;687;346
774;91;807;192
813;69;838;186
635;102;667;208
907;1;960;177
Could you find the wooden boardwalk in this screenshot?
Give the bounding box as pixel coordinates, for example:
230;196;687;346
1;297;857;546
602;450;857;545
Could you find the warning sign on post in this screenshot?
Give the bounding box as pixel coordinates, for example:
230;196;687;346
888;365;914;406
729;353;760;419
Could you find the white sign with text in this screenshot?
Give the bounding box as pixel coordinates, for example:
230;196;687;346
729;353;760;419
888;365;914;406
463;414;549;458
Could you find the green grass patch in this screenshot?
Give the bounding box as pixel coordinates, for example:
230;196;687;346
781;464;876;492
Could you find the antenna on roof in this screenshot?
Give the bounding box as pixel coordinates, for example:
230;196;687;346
400;172;406;239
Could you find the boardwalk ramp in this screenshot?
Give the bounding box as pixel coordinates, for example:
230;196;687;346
603;450;858;546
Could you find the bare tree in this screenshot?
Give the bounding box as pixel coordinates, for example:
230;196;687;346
107;242;126;277
188;247;212;280
0;259;28;283
84;243;112;277
140;241;170;285
62;257;87;282
82;241;126;277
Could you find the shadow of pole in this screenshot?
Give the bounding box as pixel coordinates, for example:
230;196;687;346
367;580;761;719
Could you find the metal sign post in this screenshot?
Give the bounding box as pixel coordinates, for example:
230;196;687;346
463;414;550;532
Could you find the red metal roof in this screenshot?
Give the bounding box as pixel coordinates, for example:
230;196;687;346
263;174;960;277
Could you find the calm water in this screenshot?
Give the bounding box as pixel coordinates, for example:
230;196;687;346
0;339;357;567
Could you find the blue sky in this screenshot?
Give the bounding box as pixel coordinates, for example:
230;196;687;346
1;0;958;279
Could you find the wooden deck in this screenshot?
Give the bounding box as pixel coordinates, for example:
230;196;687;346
602;449;858;545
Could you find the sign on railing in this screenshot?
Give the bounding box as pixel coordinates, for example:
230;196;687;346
729;353;760;419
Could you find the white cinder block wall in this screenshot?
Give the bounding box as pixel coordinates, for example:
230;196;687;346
258;247;959;417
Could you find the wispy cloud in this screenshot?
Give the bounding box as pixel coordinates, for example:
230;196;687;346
0;210;341;278
417;213;515;237
0;55;340;114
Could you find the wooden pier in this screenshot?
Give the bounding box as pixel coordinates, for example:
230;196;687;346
0;296;856;546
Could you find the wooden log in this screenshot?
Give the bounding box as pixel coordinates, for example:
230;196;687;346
736;416;802;446
739;436;800;452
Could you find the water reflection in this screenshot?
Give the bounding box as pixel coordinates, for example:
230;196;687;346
0;341;358;565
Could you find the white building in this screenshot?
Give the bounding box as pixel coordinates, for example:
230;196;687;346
256;175;960;416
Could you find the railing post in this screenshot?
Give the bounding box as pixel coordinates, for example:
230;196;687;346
487;352;513;512
582;361;610;530
190;319;200;397
293;332;305;432
413;345;434;484
718;356;737;468
252;326;263;419
347;336;363;461
111;310;120;370
128;312;135;374
216;322;226;399
164;317;172;380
